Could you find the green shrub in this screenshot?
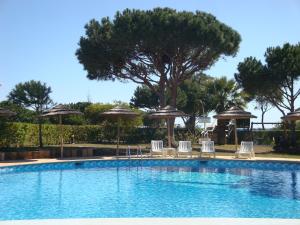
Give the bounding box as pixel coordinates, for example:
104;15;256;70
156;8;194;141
0;122;170;147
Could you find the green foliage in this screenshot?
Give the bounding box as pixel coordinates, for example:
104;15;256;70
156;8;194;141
76;7;241;109
77;8;241;80
131;75;248;131
8;80;53;112
84;102;143;128
296;121;300;130
0;122;33;147
206;76;248;113
130;86;159;110
177;74;215;115
131;75;247;114
7;80;53;147
62;102;92;125
0;122;190;147
68;102;92;112
84;103;114;124
235;43;300;115
0;101;36;123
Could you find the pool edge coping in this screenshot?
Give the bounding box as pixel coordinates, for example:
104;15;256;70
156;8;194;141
0;218;299;225
1;156;300;169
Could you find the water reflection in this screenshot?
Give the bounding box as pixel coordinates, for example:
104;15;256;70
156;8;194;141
142;166;300;201
58;170;62;207
291;172;298;200
230;169;300;200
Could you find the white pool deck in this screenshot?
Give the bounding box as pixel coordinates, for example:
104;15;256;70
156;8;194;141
0;218;300;225
1;156;300;224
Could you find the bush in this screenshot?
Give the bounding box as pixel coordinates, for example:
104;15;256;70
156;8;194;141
0;122;183;147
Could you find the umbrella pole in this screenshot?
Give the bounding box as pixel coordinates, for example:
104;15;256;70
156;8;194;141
59;115;64;158
167;118;171;148
234;119;238;151
117;117;120;156
283;120;287;139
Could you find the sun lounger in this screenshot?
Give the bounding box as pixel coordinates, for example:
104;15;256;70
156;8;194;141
150;140;164;157
235;141;255;158
200;140;216;158
177;141;192;158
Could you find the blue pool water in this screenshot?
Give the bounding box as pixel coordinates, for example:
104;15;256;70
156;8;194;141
0;159;300;220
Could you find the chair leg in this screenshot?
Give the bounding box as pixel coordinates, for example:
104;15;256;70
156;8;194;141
128;146;131;159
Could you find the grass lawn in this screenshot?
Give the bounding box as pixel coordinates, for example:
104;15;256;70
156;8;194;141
2;143;300;159
214;144;300;159
60;143;300;159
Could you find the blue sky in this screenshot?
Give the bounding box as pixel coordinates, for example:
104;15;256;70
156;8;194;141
0;0;300;126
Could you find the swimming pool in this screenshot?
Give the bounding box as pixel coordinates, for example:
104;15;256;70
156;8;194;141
0;159;299;220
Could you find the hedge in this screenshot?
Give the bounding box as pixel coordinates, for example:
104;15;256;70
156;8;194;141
0;122;192;147
1;122;298;148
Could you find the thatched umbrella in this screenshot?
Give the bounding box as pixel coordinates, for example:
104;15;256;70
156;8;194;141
42;104;82;158
101;106;139;156
149;105;187;148
213;106;257;151
0;107;16;117
281;108;300;121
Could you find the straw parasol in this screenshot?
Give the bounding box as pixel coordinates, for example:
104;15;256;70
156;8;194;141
149;105;187;148
101;106;139;156
42;104;83;158
0;107;16;117
281;108;300;121
213;106;257;150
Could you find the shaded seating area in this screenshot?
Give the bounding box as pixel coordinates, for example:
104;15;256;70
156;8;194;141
101;106;139;156
213;106;257;157
41;104;83;158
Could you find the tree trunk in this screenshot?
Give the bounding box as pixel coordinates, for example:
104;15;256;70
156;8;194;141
158;73;166;108
261;108;265;130
186;116;196;134
38;118;43;148
290;94;296;147
158;92;166;108
168;83;178;147
290;120;296;147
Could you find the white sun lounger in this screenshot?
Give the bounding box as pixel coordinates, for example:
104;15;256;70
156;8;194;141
150;140;164;157
236;141;255;158
177;141;192;158
200;140;216;158
199;137;211;144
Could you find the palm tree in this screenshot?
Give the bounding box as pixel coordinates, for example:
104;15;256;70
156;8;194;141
207;76;248;113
